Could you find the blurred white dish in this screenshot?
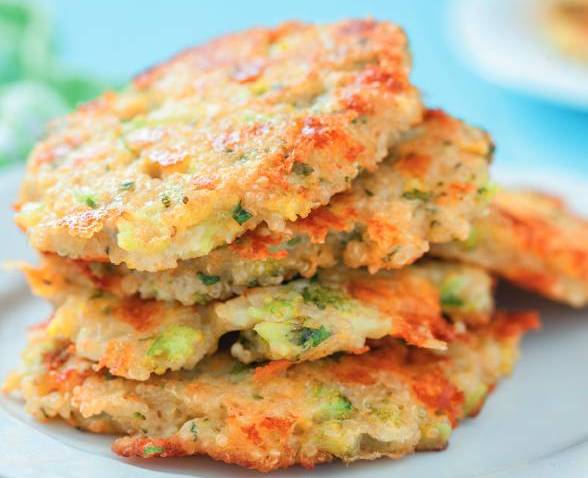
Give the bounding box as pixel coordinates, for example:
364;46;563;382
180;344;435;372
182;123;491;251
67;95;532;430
0;164;587;478
449;0;588;110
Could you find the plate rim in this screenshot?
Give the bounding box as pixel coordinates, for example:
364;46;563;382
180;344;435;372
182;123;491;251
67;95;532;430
448;0;588;111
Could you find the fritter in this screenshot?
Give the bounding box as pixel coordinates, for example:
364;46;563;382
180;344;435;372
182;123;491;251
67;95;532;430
433;189;588;307
37;110;493;305
22;260;493;380
304;109;493;272
4;311;539;472
15;19;423;271
543;0;588;63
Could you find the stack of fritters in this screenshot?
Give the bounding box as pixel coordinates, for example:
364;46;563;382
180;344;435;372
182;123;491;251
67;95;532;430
8;19;588;472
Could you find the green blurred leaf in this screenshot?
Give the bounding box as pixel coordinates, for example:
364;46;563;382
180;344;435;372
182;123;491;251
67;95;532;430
0;0;114;167
0;0;54;82
49;72;110;108
20;3;54;79
0;1;32;82
0;80;68;164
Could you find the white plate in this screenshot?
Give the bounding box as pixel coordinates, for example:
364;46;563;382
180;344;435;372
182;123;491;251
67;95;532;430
449;0;588;110
0;165;587;478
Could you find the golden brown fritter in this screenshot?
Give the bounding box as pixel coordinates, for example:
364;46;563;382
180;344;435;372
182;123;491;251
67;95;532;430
543;0;588;63
15;19;423;271
21;260;494;380
4;311;539;472
36;110;493;305
434;189;588;307
300;109;494;272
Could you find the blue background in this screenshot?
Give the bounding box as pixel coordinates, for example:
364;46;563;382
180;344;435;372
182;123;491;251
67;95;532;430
49;0;587;175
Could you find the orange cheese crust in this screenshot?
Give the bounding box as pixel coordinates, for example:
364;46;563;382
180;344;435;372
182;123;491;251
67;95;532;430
16;19;423;271
19;260;495;380
35;110;493;306
434;189;588;307
6;311;538;472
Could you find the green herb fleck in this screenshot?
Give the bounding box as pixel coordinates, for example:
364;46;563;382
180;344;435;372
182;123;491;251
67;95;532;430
143;445;164;456
133;412;146;420
313;387;354;422
402;189;432;201
190;422;198;440
197;272;220;286
302;284;346;310
330;395;353;418
440;293;464;308
120;181;135;191
292;162;314;176
477;182;498;202
487;142;496;160
291;325;332;348
232;203;253;225
84;196;97;208
231;362;252;375
286;237;302;247
161;194;172;208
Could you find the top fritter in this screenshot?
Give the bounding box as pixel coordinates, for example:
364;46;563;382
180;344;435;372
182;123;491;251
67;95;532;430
15;20;422;271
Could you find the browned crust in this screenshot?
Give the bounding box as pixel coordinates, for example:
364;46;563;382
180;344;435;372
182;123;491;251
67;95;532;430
435;189;588;306
17;19;422;271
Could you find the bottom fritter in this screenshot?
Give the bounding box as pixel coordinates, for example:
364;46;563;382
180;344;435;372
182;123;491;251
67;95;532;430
4;311;538;472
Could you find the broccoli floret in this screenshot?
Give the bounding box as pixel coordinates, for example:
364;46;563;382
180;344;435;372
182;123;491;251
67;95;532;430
290;325;332;348
143;445;164;456
301;284;347;310
439;276;466;309
147;325;201;361
313;385;354;422
232;202;253;225
197;272;220;286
